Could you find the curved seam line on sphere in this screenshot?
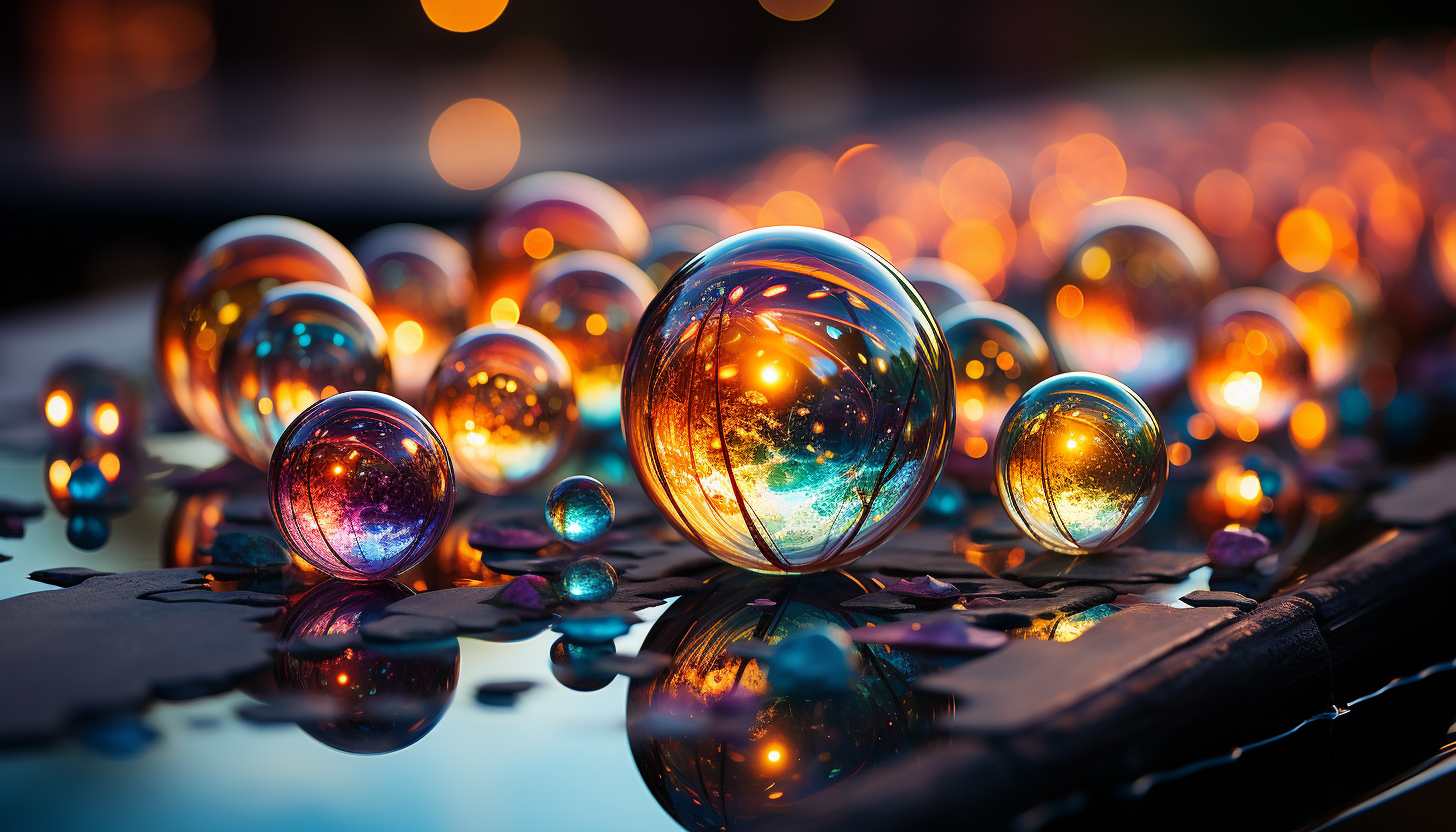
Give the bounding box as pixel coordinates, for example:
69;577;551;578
1040;410;1079;550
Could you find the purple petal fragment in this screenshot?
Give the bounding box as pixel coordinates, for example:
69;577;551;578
1206;527;1271;569
848;616;1008;654
469;520;555;551
886;575;961;599
500;574;555;609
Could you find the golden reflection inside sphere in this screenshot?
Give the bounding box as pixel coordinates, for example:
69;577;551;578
995;372;1166;555
1268;263;1378;393
157;216;370;445
220;283;392;470
621;227;955;575
354;224;474;406
1188;287;1311;440
425;324;577;494
940;301;1055;486
521;251;657;431
1047;197;1217;401
1188;442;1310;557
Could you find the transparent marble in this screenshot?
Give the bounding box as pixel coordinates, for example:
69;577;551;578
40;361;142;444
622;227;955;574
560;555;618;602
157;216;371;446
940;301;1055;486
546;476;616;544
521;251;658;431
1046;197;1217;400
895;257;990;322
641;195;750;285
354;224;474;406
1189;288;1311;439
1188;441;1310;557
424;324;577;495
220;283;392;469
995;372;1166;555
269;390;454;581
1269;262;1377;393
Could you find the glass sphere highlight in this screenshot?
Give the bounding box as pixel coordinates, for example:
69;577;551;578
1189;288;1312;440
354;224;474;406
895;257;990;322
622;226;955;575
157;216;370;446
40;361;143;444
425;324;577;495
995;372;1167;555
220;282;392;469
521;251;658;431
560;556;619;602
546;475;615;543
1047;197;1218;400
269;391;454;581
940;301;1056;485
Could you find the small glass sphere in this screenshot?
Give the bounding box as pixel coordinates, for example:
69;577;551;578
473;172;651;326
1047;197;1217;401
622;226;955;574
354;224;474;406
521;251;657;431
560;556;619;602
1189;287;1312;440
940;301;1056;486
220;283;392;469
1188;442;1311;558
546;475;616;543
40;361;143;444
158;216;370;446
894;257;990;322
425;324;577;495
995;372;1167;555
1268;263;1378;393
269;390;454;581
642;196;750;285
45;442;139;514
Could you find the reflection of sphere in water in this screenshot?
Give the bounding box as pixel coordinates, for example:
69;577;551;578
425;324;577;494
1188;288;1311;441
894;257;989;322
996;372;1166;555
550;637;617;692
1188;442;1310;557
276;580;460;753
1047;197;1217;400
44;441;139;516
162;491;229;568
627;570;938;832
157;216;370;445
40;361;143;445
354;224;474;406
623;227;955;574
940;301;1055;486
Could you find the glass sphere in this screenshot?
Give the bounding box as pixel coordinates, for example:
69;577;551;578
269;390;454;581
940;301;1056;486
354;224;474;406
1189;287;1312;440
40;361;142;444
473;172;651;326
641;196;750;285
157;216;370;446
894;257;990;322
1188;442;1312;558
45;441;139;515
424;324;577;495
1269;263;1378;393
560;556;619;601
1047;197;1218;400
995;372;1167;555
546;475;616;543
521;251;658;431
220;282;392;469
622;227;955;575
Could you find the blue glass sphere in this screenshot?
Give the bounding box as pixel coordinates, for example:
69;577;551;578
546;475;615;544
269;390;454;581
560;556;618;602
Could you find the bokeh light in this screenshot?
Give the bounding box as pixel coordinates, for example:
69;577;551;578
420;0;508;32
429;98;520;190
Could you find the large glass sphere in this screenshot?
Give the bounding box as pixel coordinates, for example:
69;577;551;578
354;224;474;406
39;361;143;445
1047;197;1217;401
424;324;577;495
622;227;955;575
995;372;1167;555
894;257;990;322
220;283;392;469
473;172;651;326
520;250;657;431
940;301;1055;485
269;391;454;581
157;216;370;445
1189;287;1312;441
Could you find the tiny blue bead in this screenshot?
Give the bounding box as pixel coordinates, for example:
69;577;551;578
560;556;618;603
545;476;615;544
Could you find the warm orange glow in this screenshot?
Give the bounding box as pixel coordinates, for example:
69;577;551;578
1168;442;1191;466
940;219;1012;294
393;320;425;355
217;302;240;325
585;313;609;336
1080;245;1111;279
522;227;554;259
320;385;338;398
337;672;349;685
45;391;71;427
48;459;71;492
1056;134;1126;206
861;216;919;262
940;156;1012;224
1056;284;1084;318
490;298;521;326
99;452;120;482
1277;208;1334;272
1290;400;1327;450
759;0;835;19
758;191;824;228
429;99;521;190
1187;412;1216;441
1236;417;1259;442
421;0;508;32
1194;170;1255;237
94;402;120;435
258;397;273;415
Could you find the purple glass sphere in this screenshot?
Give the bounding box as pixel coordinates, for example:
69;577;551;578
269;390;454;580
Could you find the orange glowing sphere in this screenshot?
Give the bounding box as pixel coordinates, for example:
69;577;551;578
1188;288;1312;440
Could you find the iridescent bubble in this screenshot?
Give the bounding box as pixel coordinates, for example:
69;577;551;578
995;372;1167;555
354;224;474;406
894;257;989;322
641;196;750;285
40;362;142;444
269;390;454;581
546;475;616;544
622;227;955;574
157;216;370;445
426;324;575;494
220;282;392;469
560;555;619;602
1188;287;1312;441
521;251;657;431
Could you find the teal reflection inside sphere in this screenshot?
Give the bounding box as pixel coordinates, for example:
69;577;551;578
560;556;619;602
546;475;616;544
